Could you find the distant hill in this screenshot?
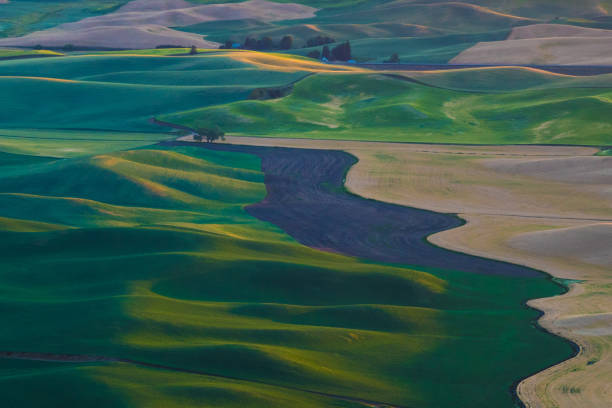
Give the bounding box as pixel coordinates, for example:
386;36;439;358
1;0;611;63
452;24;612;65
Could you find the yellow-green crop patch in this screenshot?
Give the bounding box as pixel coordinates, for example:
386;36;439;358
0;48;63;59
0;129;172;158
167;71;612;145
0;44;582;408
0;144;572;407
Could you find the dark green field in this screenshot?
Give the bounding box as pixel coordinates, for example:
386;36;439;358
166;67;612;145
0;8;605;405
0;143;572;407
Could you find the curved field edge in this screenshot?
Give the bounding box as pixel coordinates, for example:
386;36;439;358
0;142;573;408
231;140;584;406
169;140;575;405
216;136;609;407
429;218;612;408
425;224;581;407
354;145;611;408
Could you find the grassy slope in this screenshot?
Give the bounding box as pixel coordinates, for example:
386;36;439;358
4;0;609;64
173;0;612;63
0;53;306;156
0;54;304;130
177;1;515;63
286;31;510;63
0;48;63;59
0;144;571;407
166;70;612;145
0;1;128;38
0;129;172;158
0;28;581;408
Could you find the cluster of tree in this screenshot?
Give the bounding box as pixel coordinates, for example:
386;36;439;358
219;35;294;50
193;127;225;143
384;53;400;63
307;41;352;62
305;35;335;47
331;41;351;61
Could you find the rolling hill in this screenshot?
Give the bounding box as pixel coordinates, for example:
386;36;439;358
0;142;571;407
2;0;612;65
452;23;612;65
0;3;609;407
0;52;307;143
164;69;612;145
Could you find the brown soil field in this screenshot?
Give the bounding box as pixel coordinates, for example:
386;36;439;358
220;135;612;408
167;140;541;276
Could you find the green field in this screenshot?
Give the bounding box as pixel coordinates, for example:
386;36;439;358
0;1;129;38
0;43;600;407
0;129;173;158
0;53;307;138
286;31;510;63
4;0;611;64
166;70;612;145
174;0;612;62
597;148;612;155
0;142;572;407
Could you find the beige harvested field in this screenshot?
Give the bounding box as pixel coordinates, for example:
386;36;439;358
509;223;612;268
422;1;538;22
451;36;612;66
0;25;218;49
0;0;317;49
509;23;612;40
67;0;317;28
222;135;612;408
452;23;612;66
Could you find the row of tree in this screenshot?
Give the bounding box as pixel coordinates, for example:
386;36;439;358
219;35;340;51
220;35;294;51
307;41;352;61
305;35;335;47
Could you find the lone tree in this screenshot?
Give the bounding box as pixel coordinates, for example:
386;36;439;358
279;35;294;50
189;45;198;55
196;127;225;143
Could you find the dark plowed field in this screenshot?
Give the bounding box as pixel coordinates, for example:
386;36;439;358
165;141;540;277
